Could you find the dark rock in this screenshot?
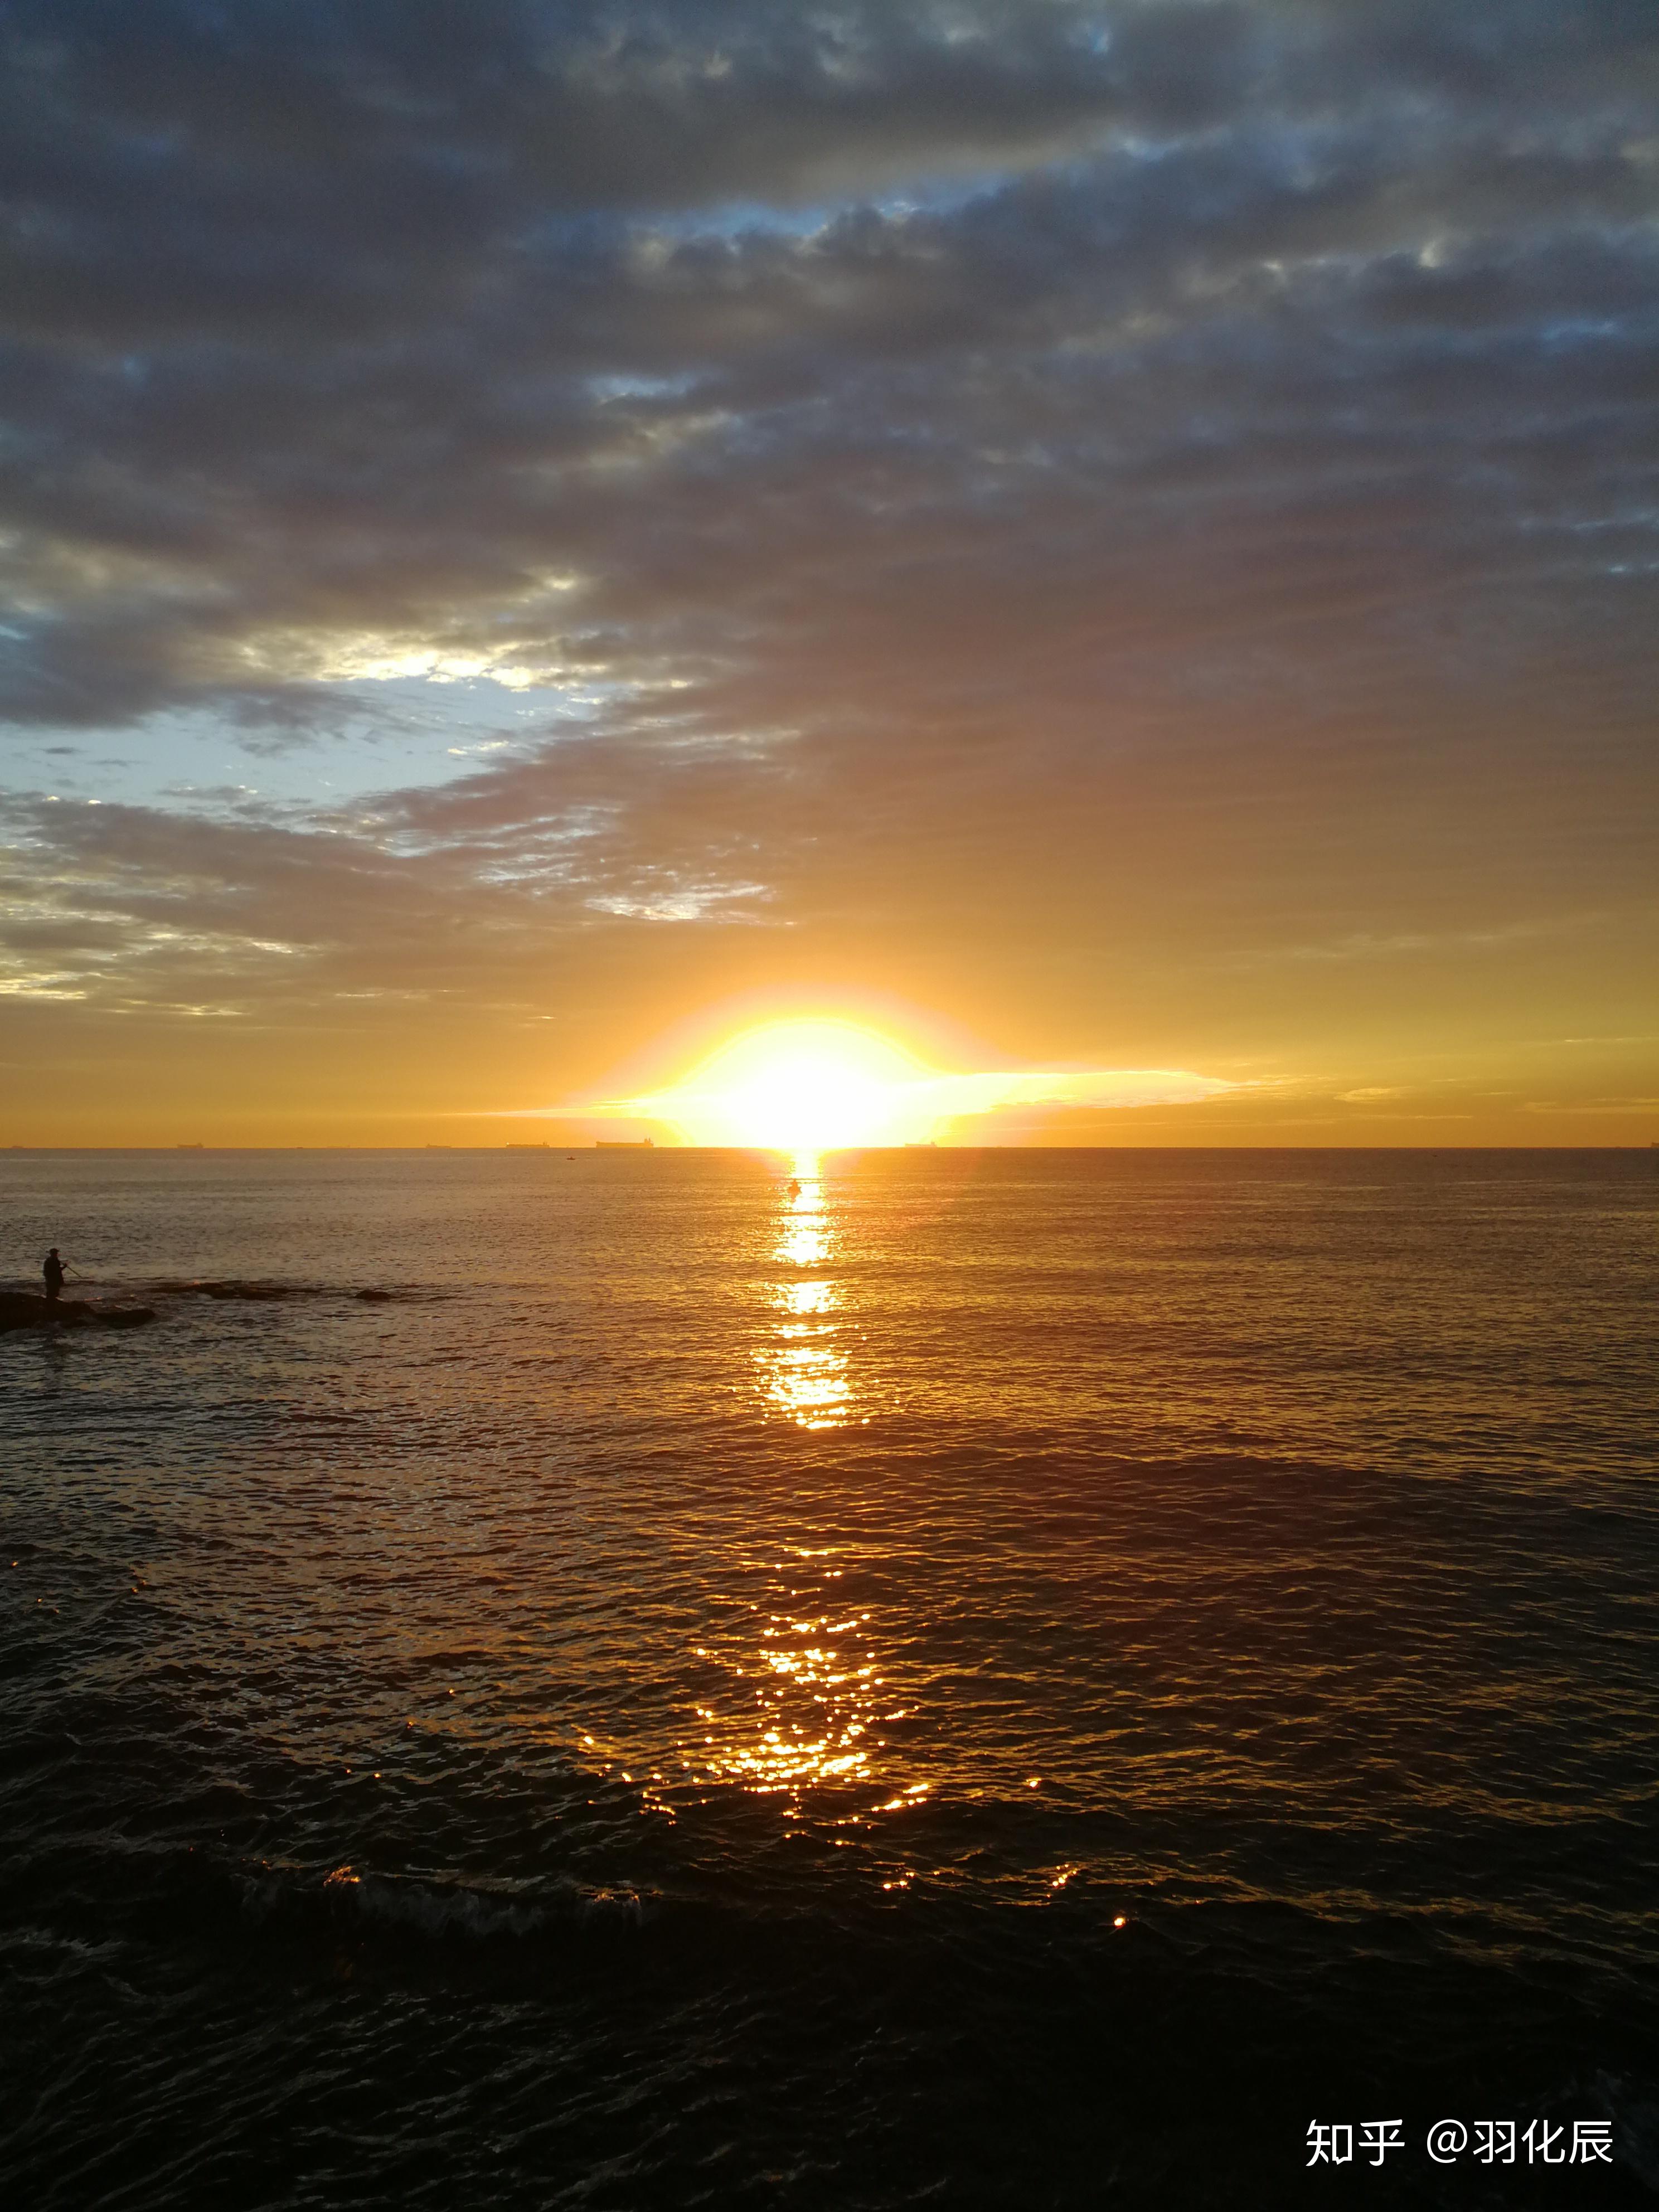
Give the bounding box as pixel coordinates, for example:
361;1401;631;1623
0;1293;156;1333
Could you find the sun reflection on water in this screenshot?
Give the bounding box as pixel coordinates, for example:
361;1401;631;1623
709;1616;877;1791
757;1153;853;1430
680;1548;887;1805
653;1171;906;1813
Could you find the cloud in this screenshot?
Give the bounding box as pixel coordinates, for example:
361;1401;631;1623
0;2;1655;1134
3;1;1655;724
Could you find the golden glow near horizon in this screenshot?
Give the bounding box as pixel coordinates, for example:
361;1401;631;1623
635;1021;927;1150
551;1015;1236;1149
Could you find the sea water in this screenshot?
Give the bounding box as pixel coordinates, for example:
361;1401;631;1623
2;1148;1656;2208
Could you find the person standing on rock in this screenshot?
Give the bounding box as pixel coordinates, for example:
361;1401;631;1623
42;1249;65;1302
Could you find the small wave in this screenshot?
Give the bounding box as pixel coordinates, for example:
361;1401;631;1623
235;1860;654;1946
0;1923;124;1964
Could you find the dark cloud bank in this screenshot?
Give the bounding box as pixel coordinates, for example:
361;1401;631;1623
1;1;1655;1134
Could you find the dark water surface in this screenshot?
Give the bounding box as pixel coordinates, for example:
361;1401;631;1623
2;1148;1656;2209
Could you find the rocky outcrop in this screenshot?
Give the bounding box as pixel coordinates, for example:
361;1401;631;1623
0;1293;156;1332
1;1282;402;1330
148;1280;401;1302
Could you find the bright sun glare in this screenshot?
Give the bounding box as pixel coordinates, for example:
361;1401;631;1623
639;1020;927;1152
574;1017;1233;1149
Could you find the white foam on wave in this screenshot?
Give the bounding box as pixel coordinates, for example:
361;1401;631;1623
236;1859;651;1941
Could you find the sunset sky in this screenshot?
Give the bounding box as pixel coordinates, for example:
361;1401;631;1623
1;0;1655;1145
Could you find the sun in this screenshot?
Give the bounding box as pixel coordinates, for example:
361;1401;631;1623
544;1011;1235;1149
637;1020;929;1152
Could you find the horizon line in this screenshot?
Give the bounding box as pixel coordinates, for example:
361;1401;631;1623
1;1143;1652;1156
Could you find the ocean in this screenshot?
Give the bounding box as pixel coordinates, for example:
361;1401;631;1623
2;1147;1656;2209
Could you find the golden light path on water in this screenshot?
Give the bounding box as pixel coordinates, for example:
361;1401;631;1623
760;1152;851;1432
657;1153;924;1816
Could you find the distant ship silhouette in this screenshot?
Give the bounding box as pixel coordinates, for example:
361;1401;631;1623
596;1137;654;1149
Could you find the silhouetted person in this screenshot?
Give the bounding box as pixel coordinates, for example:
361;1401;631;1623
42;1248;65;1301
